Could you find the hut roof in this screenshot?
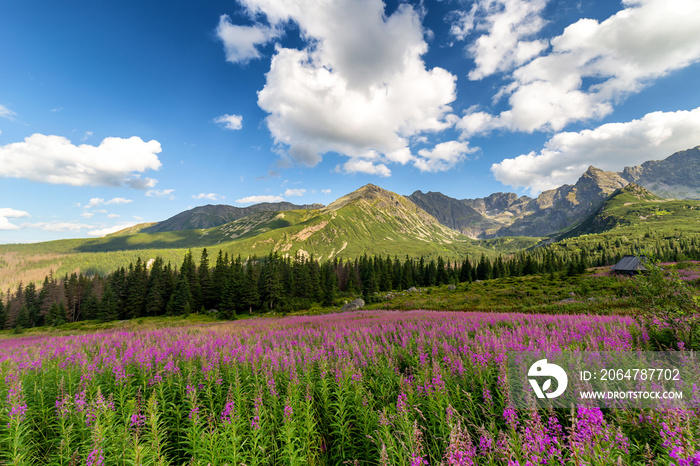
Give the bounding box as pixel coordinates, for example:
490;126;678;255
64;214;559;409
610;255;647;272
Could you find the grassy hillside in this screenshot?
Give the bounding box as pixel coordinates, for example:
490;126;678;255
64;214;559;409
0;186;501;291
544;184;700;261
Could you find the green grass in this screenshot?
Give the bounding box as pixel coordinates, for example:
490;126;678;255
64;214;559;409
0;313;223;339
364;271;637;315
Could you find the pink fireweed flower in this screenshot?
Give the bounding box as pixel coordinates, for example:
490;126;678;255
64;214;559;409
503;407;519;430
130;412;146;429
283;404;293;423
220;400;235;424
74;389;87;413
479;433;493;454
86;447;104;466
55;395;71;419
483;387;493;411
444;422;476;466
397;392;409;414
188;406;200;424
6;383;28;427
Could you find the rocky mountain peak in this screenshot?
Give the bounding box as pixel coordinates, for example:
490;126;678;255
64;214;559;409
325;183;396;210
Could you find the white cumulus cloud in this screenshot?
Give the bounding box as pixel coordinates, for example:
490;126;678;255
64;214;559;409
284;188;306;197
23;221;94;232
415;140;476;173
214;114;243;131
321;189;331;194
492;106;700;194
87;223;139;237
216;14;280;64
459;0;700;136
0;208;29;230
341;159;391;177
85;197;133;209
0;134;162;188
450;0;549;79
235;195;285;204
146;189;176;200
225;0;457;175
192;193;225;201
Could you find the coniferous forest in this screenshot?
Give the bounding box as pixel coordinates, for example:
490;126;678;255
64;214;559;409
3;233;700;330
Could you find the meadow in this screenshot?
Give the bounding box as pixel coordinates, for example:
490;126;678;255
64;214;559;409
1;310;698;465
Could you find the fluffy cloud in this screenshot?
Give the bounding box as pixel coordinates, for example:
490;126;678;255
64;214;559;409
216;14;279;64
0;134;162;187
87;223;139;237
321;189;331;194
0;208;29;230
415;140;476;173
192;193;225;201
23;221;94;232
341;159;391;177
146;189;176;199
450;0;549;79
85;197;133;209
492;106;700;194
214;114;243;131
235;195;285;204
459;0;700;136
284;188;306;197
225;0;457;174
0;104;15;119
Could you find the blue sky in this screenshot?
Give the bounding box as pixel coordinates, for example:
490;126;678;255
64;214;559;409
1;0;699;243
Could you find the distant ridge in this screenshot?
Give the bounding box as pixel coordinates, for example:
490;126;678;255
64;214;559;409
408;145;700;239
143;202;324;233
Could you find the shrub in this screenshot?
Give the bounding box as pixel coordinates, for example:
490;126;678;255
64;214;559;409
628;259;700;350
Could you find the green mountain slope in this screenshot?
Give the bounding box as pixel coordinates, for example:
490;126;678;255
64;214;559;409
142;202;324;233
0;185;496;291
544;184;700;260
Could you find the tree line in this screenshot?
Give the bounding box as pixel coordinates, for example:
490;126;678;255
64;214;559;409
3;235;700;330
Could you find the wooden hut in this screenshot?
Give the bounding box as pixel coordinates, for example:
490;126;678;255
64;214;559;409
610;255;648;275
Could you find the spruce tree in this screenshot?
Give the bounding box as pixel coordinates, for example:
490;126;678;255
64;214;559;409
172;274;193;316
321;261;336;307
99;284;118;322
211;250;227;309
242;261;259;314
0;299;5;330
198;248;212;310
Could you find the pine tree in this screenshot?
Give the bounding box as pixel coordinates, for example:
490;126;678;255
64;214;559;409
198;248;212;310
476;254;491;280
172;273;193;316
321;261;336;307
146;257;165;316
242;260;259;314
259;253;282;311
24;282;39;327
0;298;5;330
99;284;118;323
211;250;227;309
436;256;448;285
180;250;199;311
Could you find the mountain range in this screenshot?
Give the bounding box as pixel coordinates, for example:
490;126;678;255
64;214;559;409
107;144;700;243
138;145;700;241
1;145;700;290
409;145;700;238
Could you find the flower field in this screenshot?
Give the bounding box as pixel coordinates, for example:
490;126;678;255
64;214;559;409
1;310;698;465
